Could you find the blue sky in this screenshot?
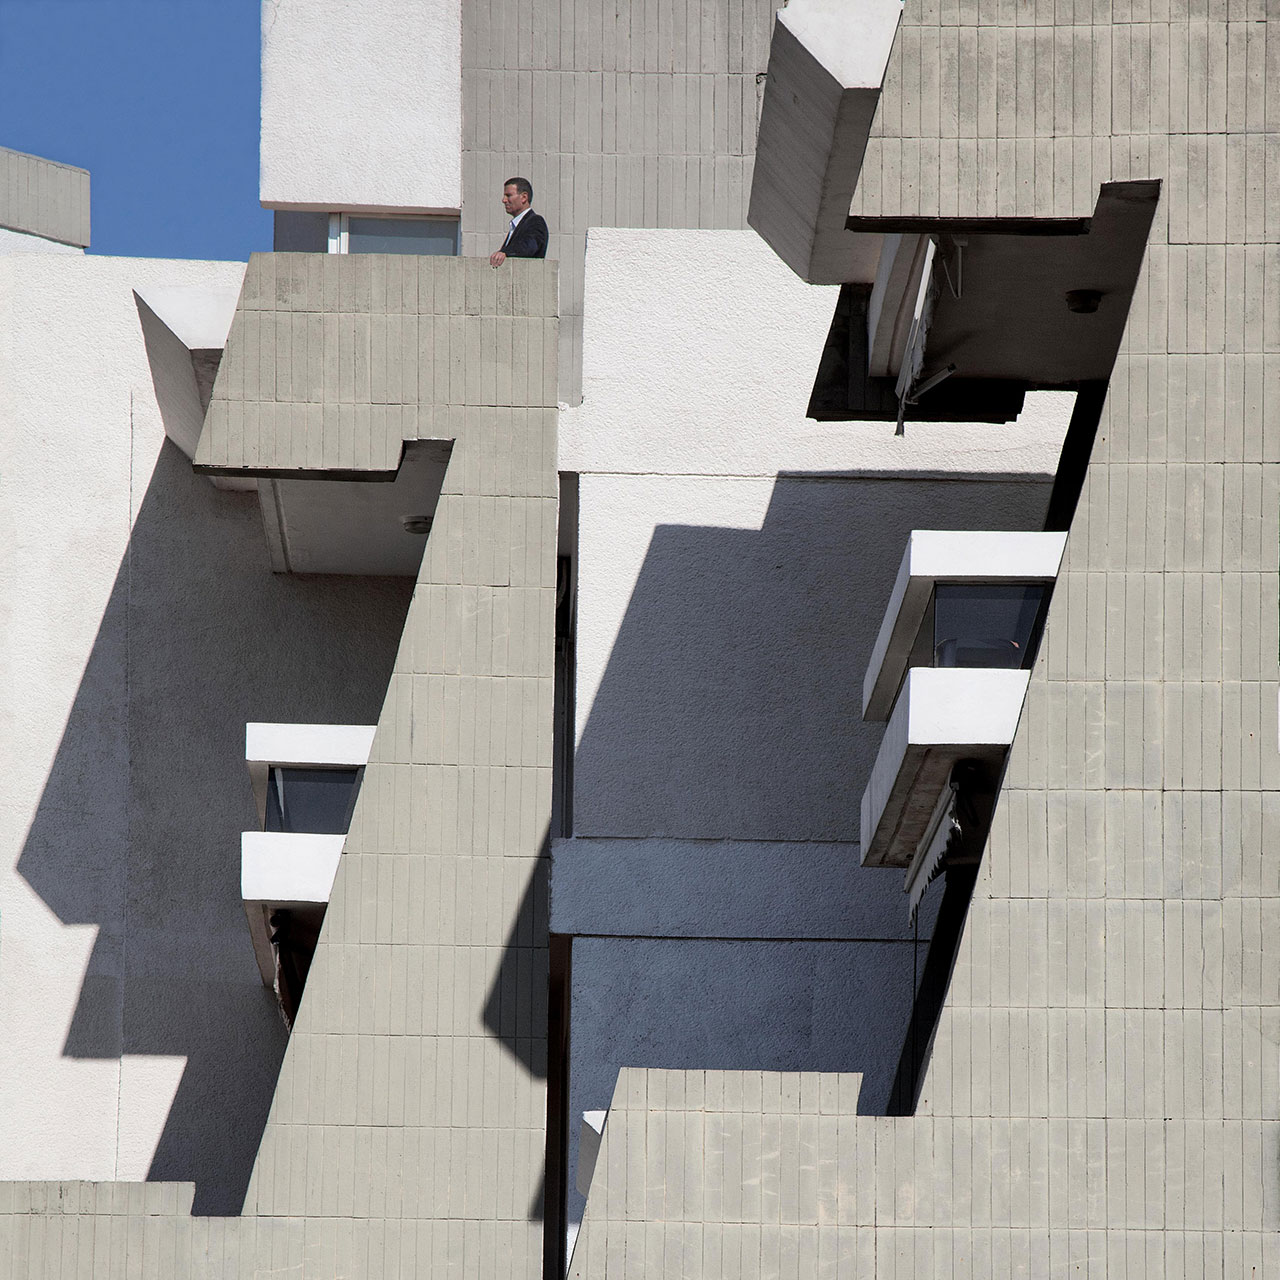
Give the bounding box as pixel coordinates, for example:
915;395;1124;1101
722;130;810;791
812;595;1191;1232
0;0;271;260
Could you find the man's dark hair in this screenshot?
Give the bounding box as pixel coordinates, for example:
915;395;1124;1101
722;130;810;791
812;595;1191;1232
505;176;533;202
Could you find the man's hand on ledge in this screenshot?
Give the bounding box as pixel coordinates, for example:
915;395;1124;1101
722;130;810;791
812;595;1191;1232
489;250;507;268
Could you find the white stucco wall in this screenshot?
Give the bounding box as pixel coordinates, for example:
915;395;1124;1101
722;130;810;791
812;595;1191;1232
573;471;1055;840
0;253;411;1210
562;226;1071;1222
559;228;1072;477
567;225;1073;836
260;0;462;211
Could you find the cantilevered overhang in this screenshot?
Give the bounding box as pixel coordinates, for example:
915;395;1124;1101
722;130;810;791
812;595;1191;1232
863;530;1067;721
859;181;1162;389
808;181;1161;423
190;252;556;575
256;438;451;575
749;0;900;285
860;667;1029;870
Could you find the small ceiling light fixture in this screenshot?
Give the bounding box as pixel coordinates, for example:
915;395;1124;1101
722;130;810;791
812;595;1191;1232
1065;288;1104;314
400;515;434;535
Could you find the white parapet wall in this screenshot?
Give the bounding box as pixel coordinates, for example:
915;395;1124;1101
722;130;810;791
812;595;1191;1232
260;0;462;212
246;722;376;768
241;831;344;905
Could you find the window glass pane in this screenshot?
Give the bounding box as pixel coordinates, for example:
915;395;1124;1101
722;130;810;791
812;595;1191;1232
265;767;362;834
273;210;330;252
346;216;459;255
932;583;1046;670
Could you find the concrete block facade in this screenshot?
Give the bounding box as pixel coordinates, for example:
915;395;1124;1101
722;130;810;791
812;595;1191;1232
6;2;1277;1275
0;146;89;248
236;256;560;1276
459;0;777;401
0;255;560;1276
196;253;557;476
568;5;1280;1276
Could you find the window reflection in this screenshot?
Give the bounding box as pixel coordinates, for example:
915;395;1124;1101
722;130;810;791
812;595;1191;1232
346;216;460;255
931;583;1046;671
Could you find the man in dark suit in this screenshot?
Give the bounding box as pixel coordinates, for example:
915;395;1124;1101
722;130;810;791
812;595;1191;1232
489;176;548;266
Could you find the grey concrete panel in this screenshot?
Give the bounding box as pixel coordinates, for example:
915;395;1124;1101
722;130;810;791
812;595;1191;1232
195;254;558;476
460;1;777;402
231;253;560;1273
567;6;1280;1276
0;146;90;247
566;939;932;1229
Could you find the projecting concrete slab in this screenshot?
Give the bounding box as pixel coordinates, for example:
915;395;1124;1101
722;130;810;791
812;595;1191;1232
860;667;1030;868
257;439;451;575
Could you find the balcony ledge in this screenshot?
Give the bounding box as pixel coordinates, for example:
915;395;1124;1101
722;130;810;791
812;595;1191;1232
860;666;1030;870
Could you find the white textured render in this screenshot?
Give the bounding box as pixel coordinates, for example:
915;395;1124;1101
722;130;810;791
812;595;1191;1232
260;0;462;212
134;294;208;460
560;228;1073;478
240;831;343;904
245;722;375;769
574;471;1048;835
132;281;242;350
0;252;409;1209
0;254;248;1187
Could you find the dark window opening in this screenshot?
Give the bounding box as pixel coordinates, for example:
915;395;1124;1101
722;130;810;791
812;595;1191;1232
265;766;362;835
931;582;1047;670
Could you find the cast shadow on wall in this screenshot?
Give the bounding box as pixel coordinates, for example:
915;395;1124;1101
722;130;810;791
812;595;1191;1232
16;441;414;1214
573;473;1054;842
561;472;1053;1222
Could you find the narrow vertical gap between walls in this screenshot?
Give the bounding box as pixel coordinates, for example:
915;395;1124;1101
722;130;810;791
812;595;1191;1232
544;935;573;1280
114;388;136;1179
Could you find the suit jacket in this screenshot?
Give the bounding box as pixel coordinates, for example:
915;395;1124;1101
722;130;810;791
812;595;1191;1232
502;210;549;259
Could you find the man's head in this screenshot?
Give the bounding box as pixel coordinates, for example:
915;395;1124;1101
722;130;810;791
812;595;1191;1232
502;177;533;215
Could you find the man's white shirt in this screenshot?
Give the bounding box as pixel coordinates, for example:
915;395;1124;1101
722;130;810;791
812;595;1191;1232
504;208;531;245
